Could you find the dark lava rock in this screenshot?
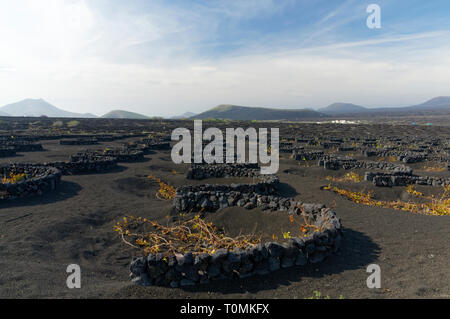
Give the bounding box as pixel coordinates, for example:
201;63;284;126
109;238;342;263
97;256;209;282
265;242;285;258
131;273;153;286
210;249;228;264
309;252;326;264
268;257;281;272
207;264;221;278
130;256;147;276
255;260;270;275
281;256;295;268
295;252;307;266
180;279;195;286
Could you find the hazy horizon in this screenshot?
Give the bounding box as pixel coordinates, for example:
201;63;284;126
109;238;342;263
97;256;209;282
2;95;449;118
2;0;450;117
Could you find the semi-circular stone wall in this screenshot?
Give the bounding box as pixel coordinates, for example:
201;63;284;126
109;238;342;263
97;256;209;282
81;148;145;163
364;171;449;187
0;164;61;200
174;174;279;212
42;158;117;175
130;205;343;287
38;152;117;175
102;149;144;162
44;153;117;175
318;157;412;172
292;150;324;161
187;163;260;179
126;141;170;154
130;162;344;287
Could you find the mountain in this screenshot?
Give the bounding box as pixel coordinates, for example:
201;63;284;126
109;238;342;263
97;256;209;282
407;96;450;111
354;97;450;115
317;97;450;117
0;110;10;116
0;99;97;118
171;112;197;119
191;104;326;120
318;103;368;115
101;110;150;119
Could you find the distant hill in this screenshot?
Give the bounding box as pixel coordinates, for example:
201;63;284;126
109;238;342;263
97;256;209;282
318;103;368;115
192;104;326;120
0;99;97;118
405;96;450;111
0;110;10;116
317;97;450;116
356;97;450;115
101;110;150;119
171;112;197;119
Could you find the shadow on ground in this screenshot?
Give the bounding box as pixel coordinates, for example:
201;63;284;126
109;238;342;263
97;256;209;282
179;227;380;294
274;182;299;198
77;165;128;175
0;180;82;209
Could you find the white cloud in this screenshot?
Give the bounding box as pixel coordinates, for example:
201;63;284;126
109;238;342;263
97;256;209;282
1;0;450;117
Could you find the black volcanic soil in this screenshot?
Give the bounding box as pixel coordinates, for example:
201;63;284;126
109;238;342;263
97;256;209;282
0;131;449;299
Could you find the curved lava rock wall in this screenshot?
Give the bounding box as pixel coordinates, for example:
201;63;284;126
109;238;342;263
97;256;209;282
0;164;61;200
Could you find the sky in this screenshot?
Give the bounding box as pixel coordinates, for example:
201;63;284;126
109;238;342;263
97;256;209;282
1;0;450;117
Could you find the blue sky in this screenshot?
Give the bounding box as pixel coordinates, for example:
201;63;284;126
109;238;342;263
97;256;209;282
1;0;450;116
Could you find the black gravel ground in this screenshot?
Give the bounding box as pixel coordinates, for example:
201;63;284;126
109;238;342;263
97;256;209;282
0;136;449;299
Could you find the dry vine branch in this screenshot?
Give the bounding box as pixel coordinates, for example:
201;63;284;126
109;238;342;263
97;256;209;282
323;184;449;216
147;175;176;200
114;213;261;256
2;172;26;184
326;171;363;183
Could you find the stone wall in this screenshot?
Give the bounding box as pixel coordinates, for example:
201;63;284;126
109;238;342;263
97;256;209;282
81;148;145;163
0;164;61;200
397;152;428;164
40;152;117;175
174;175;279;212
365;171;449;187
42;158;117;175
318;157;412;173
102;149;144;162
127;141;171;154
338;147;355;152
292;150;324;161
130;160;344;287
280;146;302;154
187;163;260;180
130;204;343;287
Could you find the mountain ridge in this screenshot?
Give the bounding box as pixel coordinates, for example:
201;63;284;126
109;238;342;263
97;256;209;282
101;110;150;119
1;96;449;119
316;97;450;115
318;103;368;115
0;99;97;118
191;104;326;120
171;112;197;119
